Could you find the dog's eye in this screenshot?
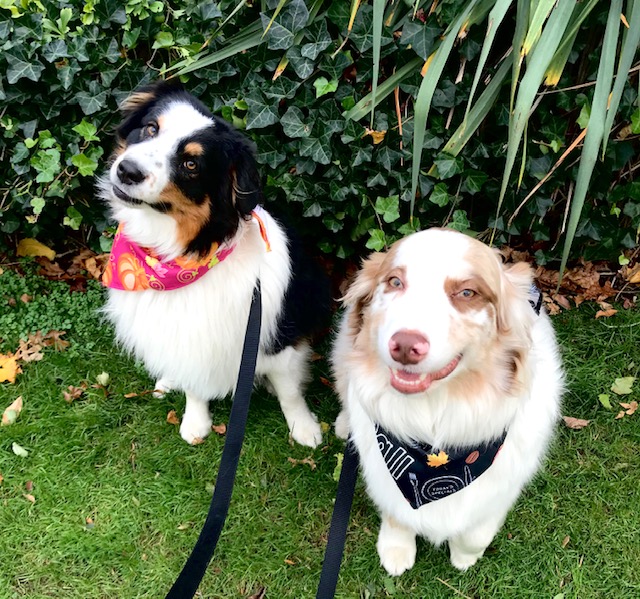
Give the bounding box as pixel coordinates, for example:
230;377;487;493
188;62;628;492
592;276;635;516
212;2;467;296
388;276;403;290
458;289;476;298
183;159;198;172
144;123;158;138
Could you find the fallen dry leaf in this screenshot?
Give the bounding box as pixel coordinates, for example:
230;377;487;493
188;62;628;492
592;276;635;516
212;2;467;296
23;493;36;504
166;410;180;425
247;587;267;599
562;416;590;430
562;535;570;549
0;354;22;383
42;330;69;352
619;401;638;416
284;558;296;565
191;437;205;446
363;127;387;144
287;456;317;470
25;480;33;492
212;423;226;435
0;473;3;485
17;238;56;260
15;336;44;362
615;410;626;420
19;293;32;304
63;384;86;403
595;308;617;319
2;396;23;426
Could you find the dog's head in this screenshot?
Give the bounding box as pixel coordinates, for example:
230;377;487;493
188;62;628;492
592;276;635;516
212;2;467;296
100;80;262;257
342;228;535;398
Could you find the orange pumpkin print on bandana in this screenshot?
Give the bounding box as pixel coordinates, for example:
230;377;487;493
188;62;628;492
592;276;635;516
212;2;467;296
117;252;151;291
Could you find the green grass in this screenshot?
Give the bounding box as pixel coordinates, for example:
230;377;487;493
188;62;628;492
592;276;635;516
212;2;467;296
0;266;639;599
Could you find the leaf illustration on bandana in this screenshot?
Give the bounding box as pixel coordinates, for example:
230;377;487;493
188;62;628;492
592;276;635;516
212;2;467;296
426;451;449;468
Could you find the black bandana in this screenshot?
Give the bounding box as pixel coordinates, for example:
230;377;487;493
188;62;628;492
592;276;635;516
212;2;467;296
375;424;507;509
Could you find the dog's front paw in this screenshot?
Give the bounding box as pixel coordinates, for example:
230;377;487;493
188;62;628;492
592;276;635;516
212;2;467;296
179;413;212;445
153;378;174;398
377;517;417;576
288;411;323;448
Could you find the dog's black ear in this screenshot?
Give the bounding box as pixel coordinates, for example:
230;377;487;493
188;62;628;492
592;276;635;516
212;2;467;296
229;138;262;215
116;80;184;142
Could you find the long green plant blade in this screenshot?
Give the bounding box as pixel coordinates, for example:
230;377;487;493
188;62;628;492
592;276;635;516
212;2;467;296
559;0;623;280
442;58;512;157
410;0;481;217
602;0;640;156
465;0;513;121
344;57;423;121
370;0;386;128
521;0;557;56
510;0;530;111
168;20;263;75
495;0;576;235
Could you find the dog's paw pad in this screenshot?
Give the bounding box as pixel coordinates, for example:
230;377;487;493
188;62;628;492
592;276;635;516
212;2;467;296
378;545;415;577
179;417;213;445
289;415;323;448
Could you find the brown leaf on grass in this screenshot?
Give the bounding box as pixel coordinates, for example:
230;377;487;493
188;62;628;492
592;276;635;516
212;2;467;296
615;410;626;420
42;330;69;351
63;384;86;403
36;258;66;279
19;293;32;304
562;416;590;429
619;401;638;416
0;473;4;485
287;456;316;470
191;437;205;446
0;354;22;383
562;535;570;549
212;423;226;436
247;587;267;599
166;410;180;425
124;389;156;398
319;376;333;389
595;308;618;319
23;493;36;504
2;396;23;426
25;480;33;492
15;336;44;362
623;263;640;284
284;558;296;565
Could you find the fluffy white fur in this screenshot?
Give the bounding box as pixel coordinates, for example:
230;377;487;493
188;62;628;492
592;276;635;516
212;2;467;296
332;228;563;574
101;98;323;448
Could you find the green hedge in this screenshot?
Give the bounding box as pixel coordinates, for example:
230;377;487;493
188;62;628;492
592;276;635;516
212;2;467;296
1;0;638;263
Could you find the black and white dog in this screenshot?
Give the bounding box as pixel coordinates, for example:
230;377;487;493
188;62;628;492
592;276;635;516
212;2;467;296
100;81;330;447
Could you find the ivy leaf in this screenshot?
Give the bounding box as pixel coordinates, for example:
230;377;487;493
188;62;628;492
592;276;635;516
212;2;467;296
57;60;82;90
299;134;332;165
631;109;640;135
72;119;100;142
261;0;309;51
376;147;402;172
76;90;108;115
6;53;45;84
448;209;470;232
461;170;488;195
42;39;69;63
366;229;387;251
255;136;286;168
153;31;174;49
286;45;315;80
30;148;62;183
429;183;450;207
199;3;222;20
434;154;464;179
281;106;314;138
71;153;99;176
375;195;400;224
320;51;352;80
313;76;338;98
399;20;439;60
263;76;300;100
577;103;591;130
245;91;279;130
301;19;332;60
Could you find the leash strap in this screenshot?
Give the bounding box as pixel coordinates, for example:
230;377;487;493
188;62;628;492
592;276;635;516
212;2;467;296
166;282;262;599
316;439;360;599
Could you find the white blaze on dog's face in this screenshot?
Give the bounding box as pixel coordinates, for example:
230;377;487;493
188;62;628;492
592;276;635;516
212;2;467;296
344;228;532;397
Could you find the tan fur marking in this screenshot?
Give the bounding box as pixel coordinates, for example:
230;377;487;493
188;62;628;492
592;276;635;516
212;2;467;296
120;90;156;113
159;183;210;249
445;275;496;314
184;142;205;157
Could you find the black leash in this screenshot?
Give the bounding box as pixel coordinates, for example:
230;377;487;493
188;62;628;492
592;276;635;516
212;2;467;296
166;282;262;599
316;439;359;599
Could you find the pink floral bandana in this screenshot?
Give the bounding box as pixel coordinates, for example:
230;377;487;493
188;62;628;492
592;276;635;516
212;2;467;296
102;208;271;291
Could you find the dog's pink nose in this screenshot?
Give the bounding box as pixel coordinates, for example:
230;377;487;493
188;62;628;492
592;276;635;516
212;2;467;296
389;330;429;365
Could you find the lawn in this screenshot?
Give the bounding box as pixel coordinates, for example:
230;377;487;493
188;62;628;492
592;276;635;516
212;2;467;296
0;264;639;599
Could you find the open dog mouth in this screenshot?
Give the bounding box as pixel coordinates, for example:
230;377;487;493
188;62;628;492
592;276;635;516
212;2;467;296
112;185;143;206
389;355;462;394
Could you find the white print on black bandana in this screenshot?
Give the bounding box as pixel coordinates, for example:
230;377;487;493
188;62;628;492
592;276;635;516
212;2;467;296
375;424;507;509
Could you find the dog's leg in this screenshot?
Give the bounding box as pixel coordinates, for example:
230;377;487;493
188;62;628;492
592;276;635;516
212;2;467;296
377;514;417;576
333;408;350;439
153;377;174;398
179;392;212;445
265;344;323;448
448;514;505;570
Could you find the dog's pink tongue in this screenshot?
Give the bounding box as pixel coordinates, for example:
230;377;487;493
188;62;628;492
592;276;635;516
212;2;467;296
390;369;432;394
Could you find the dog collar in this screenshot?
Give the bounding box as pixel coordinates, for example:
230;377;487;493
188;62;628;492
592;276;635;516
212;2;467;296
102;207;270;291
375;424;507;509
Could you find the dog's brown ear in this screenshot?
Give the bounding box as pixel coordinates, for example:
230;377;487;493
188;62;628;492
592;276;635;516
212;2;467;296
342;251;386;333
498;260;534;334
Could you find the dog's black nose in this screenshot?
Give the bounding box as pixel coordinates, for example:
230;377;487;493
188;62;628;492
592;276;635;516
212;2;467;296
389;330;429;365
117;159;146;185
